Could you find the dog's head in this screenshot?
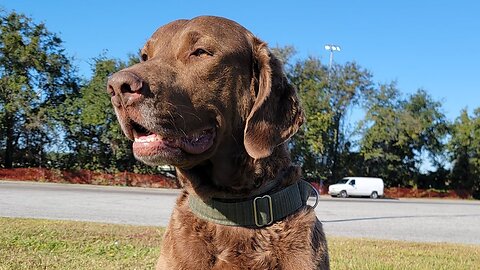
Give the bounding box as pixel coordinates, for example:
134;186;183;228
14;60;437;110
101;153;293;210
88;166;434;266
107;16;303;170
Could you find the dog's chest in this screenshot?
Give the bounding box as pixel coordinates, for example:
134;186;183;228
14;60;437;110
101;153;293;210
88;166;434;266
161;206;317;270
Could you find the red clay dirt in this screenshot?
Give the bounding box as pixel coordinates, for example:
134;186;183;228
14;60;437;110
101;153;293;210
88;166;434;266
0;168;471;199
0;168;179;189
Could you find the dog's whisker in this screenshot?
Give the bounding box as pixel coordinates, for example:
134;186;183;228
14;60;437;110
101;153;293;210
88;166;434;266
182;111;202;122
174;112;188;129
166;111;181;133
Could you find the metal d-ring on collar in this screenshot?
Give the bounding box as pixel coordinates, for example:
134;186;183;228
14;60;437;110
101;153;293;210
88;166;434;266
253;194;274;227
305;181;320;209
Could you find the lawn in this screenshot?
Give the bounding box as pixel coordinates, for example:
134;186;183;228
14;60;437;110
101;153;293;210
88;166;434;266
1;217;479;270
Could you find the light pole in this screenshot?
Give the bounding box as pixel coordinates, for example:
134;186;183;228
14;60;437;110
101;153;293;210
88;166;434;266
324;44;341;71
323;44;341;183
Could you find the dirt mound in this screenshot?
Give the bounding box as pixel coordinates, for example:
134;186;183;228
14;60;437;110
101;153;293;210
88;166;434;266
384;187;471;199
0;168;179;189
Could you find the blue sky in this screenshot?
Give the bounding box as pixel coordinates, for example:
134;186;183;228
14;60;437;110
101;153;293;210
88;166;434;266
4;0;479;122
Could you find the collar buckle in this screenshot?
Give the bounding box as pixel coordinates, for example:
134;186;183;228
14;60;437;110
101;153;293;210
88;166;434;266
253;195;274;227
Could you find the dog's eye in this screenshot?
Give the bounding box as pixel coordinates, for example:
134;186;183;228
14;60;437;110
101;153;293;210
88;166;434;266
141;53;148;62
191;48;212;57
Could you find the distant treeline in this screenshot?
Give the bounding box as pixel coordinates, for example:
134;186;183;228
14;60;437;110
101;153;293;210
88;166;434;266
1;10;479;198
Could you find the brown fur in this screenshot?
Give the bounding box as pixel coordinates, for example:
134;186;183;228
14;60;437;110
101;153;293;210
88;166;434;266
107;16;329;269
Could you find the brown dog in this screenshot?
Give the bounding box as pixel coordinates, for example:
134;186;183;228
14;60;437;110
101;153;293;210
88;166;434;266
107;16;329;270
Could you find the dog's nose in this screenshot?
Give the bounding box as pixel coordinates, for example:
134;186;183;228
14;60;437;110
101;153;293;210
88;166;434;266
107;71;144;107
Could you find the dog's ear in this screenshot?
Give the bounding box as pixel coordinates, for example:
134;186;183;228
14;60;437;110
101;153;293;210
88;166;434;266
244;37;304;159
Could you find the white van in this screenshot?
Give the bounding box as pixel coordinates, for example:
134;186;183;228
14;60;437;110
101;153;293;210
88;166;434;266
328;177;384;199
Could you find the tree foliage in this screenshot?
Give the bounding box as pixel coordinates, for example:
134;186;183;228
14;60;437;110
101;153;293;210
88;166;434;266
288;56;332;179
274;47;373;183
359;84;448;186
449;109;480;197
0;10;78;167
62;56;128;171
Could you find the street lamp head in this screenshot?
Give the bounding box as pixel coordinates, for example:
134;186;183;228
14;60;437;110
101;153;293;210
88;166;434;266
324;44;341;52
324;44;341;70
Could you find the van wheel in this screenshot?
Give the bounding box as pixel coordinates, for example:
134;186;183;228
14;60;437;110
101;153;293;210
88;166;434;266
340;190;348;198
370;191;379;199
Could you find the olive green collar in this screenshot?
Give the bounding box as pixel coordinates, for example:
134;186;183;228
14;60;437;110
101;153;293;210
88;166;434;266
188;180;318;228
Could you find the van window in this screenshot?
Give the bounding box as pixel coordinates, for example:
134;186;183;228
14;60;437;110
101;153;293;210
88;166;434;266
349;180;356;186
337;179;349;184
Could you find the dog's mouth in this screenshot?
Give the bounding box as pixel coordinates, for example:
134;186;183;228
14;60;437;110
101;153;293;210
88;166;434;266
129;120;216;158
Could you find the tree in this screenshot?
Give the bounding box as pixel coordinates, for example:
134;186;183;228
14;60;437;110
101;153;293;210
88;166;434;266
324;61;374;181
449;108;480;197
288;56;332;180
359;83;406;185
272;46;374;183
62;56;123;170
64;55;126;171
359;85;448;187
0;10;78;168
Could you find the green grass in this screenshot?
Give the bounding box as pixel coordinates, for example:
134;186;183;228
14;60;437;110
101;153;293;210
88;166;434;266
1;218;479;270
329;238;479;270
0;218;163;270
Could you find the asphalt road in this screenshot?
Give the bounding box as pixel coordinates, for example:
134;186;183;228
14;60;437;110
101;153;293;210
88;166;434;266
1;180;479;245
